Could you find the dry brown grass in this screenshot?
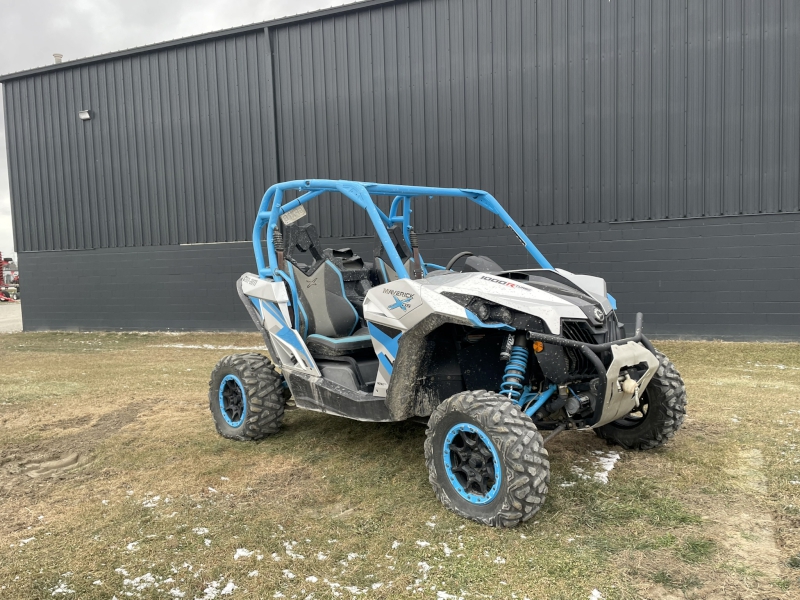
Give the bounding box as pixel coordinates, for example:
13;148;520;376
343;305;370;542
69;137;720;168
0;333;798;599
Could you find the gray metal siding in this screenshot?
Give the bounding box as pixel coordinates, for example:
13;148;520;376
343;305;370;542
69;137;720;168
269;0;800;239
2;0;800;340
3;29;276;252
5;0;800;250
17;211;800;340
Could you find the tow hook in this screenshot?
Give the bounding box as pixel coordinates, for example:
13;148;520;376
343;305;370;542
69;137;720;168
621;374;640;408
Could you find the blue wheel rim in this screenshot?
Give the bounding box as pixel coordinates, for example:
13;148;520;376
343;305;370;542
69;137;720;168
443;423;502;505
219;374;247;427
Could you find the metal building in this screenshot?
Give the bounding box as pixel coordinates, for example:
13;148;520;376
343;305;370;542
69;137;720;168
2;0;799;339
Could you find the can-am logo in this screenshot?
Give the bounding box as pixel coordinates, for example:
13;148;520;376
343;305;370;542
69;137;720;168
480;275;517;288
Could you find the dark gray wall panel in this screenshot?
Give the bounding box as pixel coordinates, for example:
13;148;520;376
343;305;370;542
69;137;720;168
3;28;276;253
267;0;800;238
3;0;800;340
17;212;800;339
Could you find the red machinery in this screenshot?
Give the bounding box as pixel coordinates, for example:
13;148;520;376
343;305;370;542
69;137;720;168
0;253;18;302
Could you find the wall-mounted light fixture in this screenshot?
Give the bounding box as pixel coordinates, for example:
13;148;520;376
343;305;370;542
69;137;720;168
78;109;91;121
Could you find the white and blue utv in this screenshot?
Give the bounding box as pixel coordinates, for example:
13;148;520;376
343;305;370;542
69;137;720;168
209;180;687;527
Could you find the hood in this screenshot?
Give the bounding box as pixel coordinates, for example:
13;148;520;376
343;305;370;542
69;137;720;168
419;269;610;335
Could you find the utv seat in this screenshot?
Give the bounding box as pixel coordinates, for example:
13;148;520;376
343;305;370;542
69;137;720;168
282;223;374;357
374;225;421;284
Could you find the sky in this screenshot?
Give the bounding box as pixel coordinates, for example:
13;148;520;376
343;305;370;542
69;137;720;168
0;0;353;261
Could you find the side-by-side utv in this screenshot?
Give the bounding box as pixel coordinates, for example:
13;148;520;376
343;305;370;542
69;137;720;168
209;180;687;527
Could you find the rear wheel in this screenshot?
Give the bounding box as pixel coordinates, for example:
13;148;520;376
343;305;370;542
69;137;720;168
424;390;549;527
209;353;286;441
595;350;687;450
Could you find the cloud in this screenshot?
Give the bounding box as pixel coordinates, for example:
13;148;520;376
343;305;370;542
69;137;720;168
0;0;351;257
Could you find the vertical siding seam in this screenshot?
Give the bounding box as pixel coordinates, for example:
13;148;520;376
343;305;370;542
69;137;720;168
738;0;744;215
701;0;706;216
582;0;586;223
778;0;783;212
683;0;688;218
631;0;635;223
666;1;671;219
720;0;726;215
758;0;764;213
648;0;653;220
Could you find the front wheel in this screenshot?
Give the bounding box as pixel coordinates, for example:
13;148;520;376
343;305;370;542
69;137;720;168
595;349;687;450
209;353;286;441
424;390;549;528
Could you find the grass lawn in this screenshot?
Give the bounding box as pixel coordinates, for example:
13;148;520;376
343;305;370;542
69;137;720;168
0;332;798;599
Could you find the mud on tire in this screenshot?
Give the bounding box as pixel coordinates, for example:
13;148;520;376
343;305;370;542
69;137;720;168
424;390;549;528
209;353;286;441
595;349;687;450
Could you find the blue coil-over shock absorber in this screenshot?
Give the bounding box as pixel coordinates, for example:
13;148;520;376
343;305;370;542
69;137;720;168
500;333;528;402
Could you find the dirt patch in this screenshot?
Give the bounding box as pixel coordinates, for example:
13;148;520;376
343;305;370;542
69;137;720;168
20;452;91;478
0;402;144;503
714;450;782;579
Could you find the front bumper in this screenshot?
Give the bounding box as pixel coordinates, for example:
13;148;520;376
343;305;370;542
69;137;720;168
527;313;659;427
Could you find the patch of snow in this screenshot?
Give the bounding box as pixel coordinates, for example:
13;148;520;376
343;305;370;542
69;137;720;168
102;500;109;505
19;537;35;545
589;590;603;600
282;570;296;579
204;539;212;547
437;592;460;600
344;585;368;595
372;583;383;590
283;541;305;559
51;581;75;596
208;487;218;494
418;562;431;580
92;581;102;586
346;552;360;561
126;542;139;551
168;589;185;598
233;548;254;560
142;496;161;508
493;556;506;564
425;521;436;528
391;540;401;550
571;451;620;484
115;568;129;577
416;540;431;548
316;552;328;561
306;576;318;583
220;581;237;595
442;543;453;557
220;477;229;481
248;571;258;577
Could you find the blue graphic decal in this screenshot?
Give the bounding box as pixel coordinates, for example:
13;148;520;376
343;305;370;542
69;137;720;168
388;295;412;312
367;322;402;359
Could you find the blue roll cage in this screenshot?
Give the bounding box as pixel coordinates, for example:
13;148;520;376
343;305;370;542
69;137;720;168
253;179;553;280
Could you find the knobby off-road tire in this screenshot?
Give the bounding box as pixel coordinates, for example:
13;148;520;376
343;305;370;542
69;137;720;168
424;390;549;528
209;353;286;441
595;349;687;450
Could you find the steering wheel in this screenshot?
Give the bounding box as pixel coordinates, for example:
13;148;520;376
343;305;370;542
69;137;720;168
445;251;474;271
